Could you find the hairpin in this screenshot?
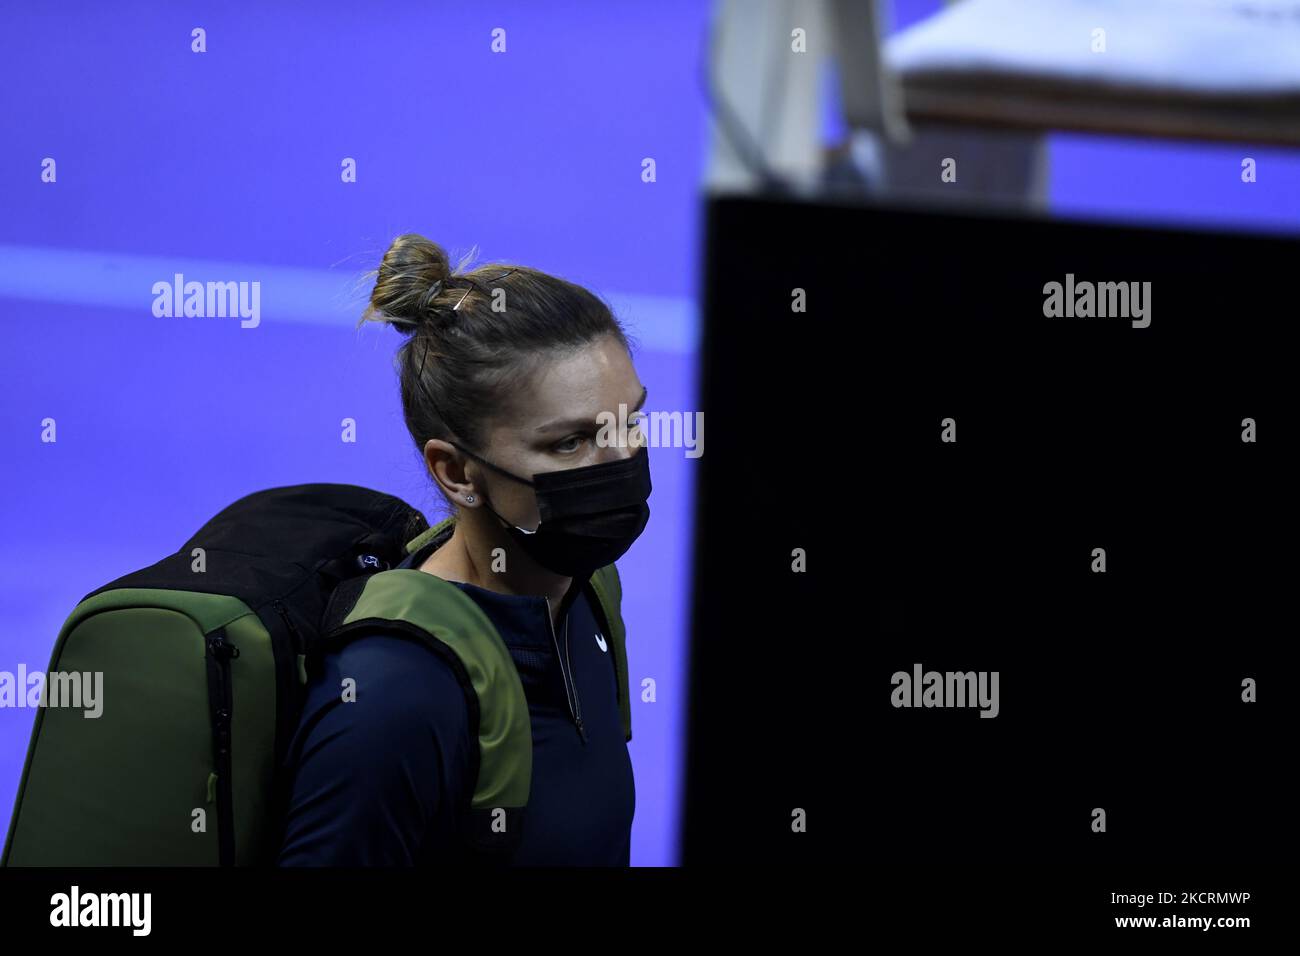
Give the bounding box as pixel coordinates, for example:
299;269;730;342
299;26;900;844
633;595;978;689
415;278;445;316
452;269;517;311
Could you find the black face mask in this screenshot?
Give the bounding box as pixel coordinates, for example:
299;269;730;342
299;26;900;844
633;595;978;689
454;441;652;578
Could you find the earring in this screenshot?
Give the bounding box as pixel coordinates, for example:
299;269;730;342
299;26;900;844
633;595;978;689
465;495;475;504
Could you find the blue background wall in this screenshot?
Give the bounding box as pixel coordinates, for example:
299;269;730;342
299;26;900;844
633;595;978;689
0;0;1295;866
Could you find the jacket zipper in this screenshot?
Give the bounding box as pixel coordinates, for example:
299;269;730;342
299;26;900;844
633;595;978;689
544;595;588;745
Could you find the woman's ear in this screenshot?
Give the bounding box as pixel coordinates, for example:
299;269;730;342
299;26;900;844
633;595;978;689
424;438;473;500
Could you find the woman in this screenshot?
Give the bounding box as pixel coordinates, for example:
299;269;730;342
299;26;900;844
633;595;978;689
277;234;651;866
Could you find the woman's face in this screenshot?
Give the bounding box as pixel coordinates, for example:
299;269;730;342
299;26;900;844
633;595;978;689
473;334;647;531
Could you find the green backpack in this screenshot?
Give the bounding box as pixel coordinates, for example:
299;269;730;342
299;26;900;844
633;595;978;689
1;483;630;866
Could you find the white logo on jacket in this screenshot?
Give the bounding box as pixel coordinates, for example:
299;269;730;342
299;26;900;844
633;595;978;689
594;631;608;653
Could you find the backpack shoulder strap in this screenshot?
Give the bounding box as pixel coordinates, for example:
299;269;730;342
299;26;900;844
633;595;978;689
403;515;456;557
588;563;632;743
321;567;531;856
401;516;633;743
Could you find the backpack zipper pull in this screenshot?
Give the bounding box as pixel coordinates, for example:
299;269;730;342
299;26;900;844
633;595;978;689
273;600;304;652
208;632;240;661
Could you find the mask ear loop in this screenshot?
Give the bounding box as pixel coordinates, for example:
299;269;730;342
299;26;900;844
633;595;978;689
413;339;539;533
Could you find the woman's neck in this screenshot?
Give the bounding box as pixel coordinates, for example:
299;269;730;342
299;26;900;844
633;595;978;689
416;524;573;627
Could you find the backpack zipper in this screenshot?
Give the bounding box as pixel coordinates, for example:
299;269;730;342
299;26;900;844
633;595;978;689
273;599;304;652
544;595;588;745
205;630;240;865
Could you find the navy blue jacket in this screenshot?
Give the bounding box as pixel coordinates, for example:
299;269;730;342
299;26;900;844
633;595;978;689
277;550;635;866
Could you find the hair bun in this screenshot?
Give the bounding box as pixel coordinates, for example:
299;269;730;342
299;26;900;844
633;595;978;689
365;233;452;333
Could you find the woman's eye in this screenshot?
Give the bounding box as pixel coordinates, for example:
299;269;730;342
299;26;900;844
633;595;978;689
555;435;585;453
